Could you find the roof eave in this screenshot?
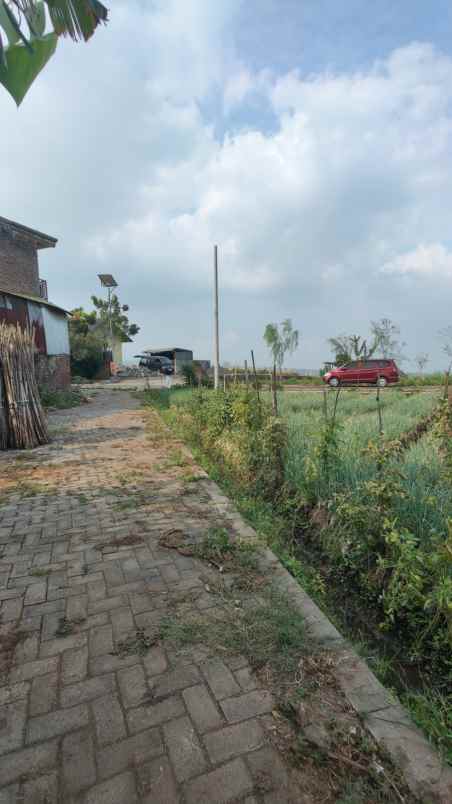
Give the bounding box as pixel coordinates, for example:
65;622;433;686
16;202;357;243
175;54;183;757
0;216;57;250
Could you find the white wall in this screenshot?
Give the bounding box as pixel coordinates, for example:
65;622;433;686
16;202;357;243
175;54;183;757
42;307;69;355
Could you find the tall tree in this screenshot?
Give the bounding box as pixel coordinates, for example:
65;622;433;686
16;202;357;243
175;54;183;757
329;319;405;364
328;333;379;363
69;296;139;378
0;1;108;105
415;353;429;374
370;318;407;362
264;319;299;376
90;294;139;345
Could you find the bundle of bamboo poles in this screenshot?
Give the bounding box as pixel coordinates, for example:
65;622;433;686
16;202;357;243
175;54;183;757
0;322;49;450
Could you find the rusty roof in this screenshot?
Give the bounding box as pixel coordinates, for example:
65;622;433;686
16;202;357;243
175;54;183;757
0;287;69;315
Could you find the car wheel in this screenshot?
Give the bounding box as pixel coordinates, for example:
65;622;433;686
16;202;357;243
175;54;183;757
328;377;340;387
377;377;387;388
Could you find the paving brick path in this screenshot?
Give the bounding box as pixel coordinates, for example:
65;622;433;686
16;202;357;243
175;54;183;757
0;389;303;804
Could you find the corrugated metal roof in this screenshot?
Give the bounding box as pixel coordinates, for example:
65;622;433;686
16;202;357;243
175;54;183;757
143;347;192;353
0;287;69;315
0;216;57;249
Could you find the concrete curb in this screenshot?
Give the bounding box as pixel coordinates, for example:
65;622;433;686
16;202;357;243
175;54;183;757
200;478;452;804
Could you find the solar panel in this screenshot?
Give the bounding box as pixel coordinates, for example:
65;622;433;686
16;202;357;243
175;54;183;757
98;274;118;288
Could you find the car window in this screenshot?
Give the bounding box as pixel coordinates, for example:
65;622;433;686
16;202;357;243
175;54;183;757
344;362;358;369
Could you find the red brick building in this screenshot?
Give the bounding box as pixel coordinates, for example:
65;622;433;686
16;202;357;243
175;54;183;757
0;216;70;389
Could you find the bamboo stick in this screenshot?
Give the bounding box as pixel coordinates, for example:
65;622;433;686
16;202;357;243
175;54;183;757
0;322;49;450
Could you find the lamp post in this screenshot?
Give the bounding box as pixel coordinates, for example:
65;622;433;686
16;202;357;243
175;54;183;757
98;274;118;374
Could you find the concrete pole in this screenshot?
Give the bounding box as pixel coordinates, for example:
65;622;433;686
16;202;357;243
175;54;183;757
213;245;220;390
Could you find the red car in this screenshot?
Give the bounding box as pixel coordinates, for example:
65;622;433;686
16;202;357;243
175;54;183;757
323;359;399;388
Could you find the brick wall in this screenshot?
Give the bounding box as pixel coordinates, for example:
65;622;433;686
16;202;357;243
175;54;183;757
35;354;71;390
0;234;40;296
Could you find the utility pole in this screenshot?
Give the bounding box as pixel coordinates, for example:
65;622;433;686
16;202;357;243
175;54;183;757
213;245;220;390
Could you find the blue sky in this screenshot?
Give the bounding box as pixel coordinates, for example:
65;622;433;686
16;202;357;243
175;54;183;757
2;1;452;370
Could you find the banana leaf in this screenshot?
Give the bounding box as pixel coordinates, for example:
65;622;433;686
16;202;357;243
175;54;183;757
46;0;107;41
0;32;57;105
24;2;47;38
0;1;20;45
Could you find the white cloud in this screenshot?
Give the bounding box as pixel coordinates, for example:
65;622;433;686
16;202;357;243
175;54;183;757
86;42;452;302
381;243;452;279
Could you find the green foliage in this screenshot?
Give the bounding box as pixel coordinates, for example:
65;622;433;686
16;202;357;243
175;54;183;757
144;384;452;760
399;372;447;387
328;319;404;363
181;363;196;386
0;30;57;104
145;386;287;500
69;327;104;379
264;318;299;373
0;1;108;104
402;689;452;765
39;385;86;409
90;294;139;341
69;296;139;377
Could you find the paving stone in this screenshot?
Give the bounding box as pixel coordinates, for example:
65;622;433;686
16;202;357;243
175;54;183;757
135;609;165;634
92;693;126;746
137;756;179;803
0;597;23;622
151;664;201;698
235;666;258;692
103;562;125;588
117;664;147;708
24;582;47;606
78;612;109;632
0;740;58;786
0;783;20;803
61;674;115;708
160;564;180;583
184;757;253;804
201;658;241;700
129;593;155;615
247;745;289;792
0;682;29;707
21;772;58;804
221;689;274;722
27;704;89;744
41;612;61;641
84;771;137;804
97;728;163;780
9;655;59;684
87;579;107;601
61;645;88;685
30;672;58;716
182;684;223;733
88;595;127;614
0;698;27;756
111;607;134;641
127;695;185;733
89;651;138;676
206;718;264;763
163;715;207;782
143;646;168;677
66;594;88;622
62;728;96;795
89;624;114;657
39;632;87;658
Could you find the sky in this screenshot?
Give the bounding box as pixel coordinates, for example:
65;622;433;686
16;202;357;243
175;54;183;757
2;0;452;370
